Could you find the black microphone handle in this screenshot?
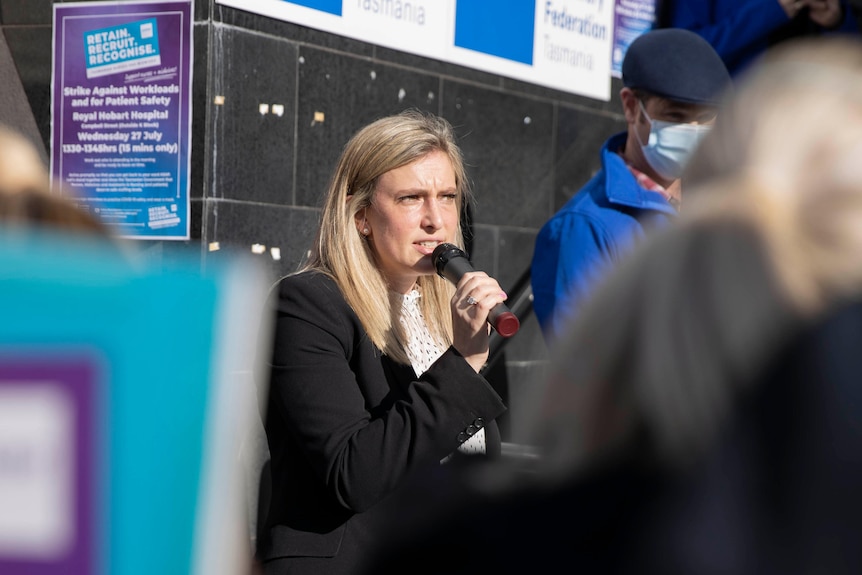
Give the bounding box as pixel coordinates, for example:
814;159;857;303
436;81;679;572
436;251;520;338
436;254;474;286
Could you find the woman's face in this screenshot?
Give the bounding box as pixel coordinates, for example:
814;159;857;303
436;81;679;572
360;150;459;293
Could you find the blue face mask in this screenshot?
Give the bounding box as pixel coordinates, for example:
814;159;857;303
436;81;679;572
636;100;712;181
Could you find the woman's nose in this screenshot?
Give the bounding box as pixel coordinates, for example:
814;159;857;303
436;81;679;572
422;199;443;230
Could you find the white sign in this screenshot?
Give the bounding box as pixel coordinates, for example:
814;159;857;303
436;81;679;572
215;0;614;101
0;384;73;559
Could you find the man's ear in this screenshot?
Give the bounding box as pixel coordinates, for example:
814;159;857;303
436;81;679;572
620;87;640;125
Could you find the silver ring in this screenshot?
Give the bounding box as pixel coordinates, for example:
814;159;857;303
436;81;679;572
466;295;478;306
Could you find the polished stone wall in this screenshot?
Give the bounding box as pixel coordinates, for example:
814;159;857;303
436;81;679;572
1;0;627;442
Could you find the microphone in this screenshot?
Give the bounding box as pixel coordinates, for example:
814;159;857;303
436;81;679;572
432;243;520;338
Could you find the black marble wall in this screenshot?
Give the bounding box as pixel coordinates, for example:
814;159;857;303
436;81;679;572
1;0;628;442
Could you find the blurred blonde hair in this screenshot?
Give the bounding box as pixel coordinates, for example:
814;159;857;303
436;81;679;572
304;109;470;364
0;125;48;194
686;35;862;318
526;37;862;478
0;124;110;237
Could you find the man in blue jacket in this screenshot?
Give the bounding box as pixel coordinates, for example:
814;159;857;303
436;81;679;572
531;29;731;341
657;0;857;76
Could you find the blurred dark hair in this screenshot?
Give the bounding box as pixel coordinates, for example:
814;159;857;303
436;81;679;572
0;187;110;237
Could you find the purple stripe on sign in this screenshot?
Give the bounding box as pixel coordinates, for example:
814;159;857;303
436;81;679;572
0;355;101;575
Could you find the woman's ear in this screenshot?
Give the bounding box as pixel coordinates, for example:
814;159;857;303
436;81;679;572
354;207;369;236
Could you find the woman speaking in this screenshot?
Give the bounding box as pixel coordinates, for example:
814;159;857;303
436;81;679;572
257;109;508;575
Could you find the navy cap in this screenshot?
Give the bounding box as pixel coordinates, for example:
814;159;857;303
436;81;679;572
622;28;731;106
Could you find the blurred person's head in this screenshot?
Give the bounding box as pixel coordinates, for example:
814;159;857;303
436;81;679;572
0;125;48;193
685;35;862;315
528;35;862;480
304;109;471;363
0;123;110;238
620;28;731;188
0;187;110;237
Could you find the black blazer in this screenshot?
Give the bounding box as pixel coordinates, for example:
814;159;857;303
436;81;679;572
257;270;506;575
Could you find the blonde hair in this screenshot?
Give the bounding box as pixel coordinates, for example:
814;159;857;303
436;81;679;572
525;37;862;478
0;126;49;194
304;109;470;364
685;36;862;318
0;125;109;237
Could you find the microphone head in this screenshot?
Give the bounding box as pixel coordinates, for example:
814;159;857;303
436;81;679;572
432;243;467;277
494;311;520;338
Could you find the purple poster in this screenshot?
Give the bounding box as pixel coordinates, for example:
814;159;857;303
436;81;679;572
0;355;101;575
51;1;193;240
612;0;655;78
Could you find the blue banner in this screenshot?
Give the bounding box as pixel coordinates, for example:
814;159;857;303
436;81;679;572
284;0;342;15
84;18;162;79
455;0;535;65
0;228;271;575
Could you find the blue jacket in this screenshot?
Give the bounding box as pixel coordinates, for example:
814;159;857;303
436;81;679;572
531;132;677;340
665;0;858;76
